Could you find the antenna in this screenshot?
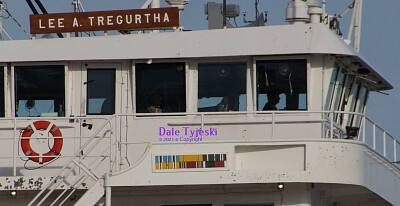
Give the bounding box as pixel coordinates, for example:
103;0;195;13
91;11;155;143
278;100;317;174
352;0;363;52
255;0;259;19
72;0;86;37
329;0;363;52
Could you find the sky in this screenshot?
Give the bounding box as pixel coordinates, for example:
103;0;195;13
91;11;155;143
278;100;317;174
1;0;399;138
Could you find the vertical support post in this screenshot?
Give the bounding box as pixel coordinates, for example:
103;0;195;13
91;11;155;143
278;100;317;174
382;131;386;157
151;0;160;8
330;111;334;139
346;8;355;43
0;1;3;41
13;118;16;176
201;113;204;131
393;138;397;163
105;173;111;206
114;115;120;172
353;0;362;52
372;123;376;150
322;0;327;20
223;0;227;29
271;112;275;139
151;0;160;33
362;116;366;142
73;0;80;37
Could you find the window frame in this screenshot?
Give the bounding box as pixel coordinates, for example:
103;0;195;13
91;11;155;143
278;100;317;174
194;57;252;114
335;69;355;125
324;66;339;111
344;80;361;126
253;56;310;112
82;63;121;116
86;68;116;115
351;84;369;127
132;59;189;115
11;62;68;118
197;62;248;112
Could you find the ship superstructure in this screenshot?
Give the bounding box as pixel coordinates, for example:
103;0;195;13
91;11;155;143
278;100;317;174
0;0;398;205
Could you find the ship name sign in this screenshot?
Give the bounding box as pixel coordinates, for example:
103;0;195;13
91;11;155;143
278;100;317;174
30;7;179;34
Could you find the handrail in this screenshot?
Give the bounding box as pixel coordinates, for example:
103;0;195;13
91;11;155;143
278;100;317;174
0;110;397;185
363;116;400;164
113;111;399;166
0;111;397;177
0;110;392;205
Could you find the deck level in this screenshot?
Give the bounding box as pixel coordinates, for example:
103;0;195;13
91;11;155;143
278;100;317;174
0;22;397;206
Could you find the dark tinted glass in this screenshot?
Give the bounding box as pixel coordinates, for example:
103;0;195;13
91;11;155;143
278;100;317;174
257;60;307;111
15;65;65;117
136;63;186;113
198;63;246;112
87;69;116;115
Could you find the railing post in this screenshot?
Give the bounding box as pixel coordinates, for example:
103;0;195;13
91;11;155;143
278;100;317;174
372;123;376;150
115;115;120;172
382;131;386;157
330;111;334;139
13;118;17;176
272;112;275;139
201;113;204;131
393;138;397;163
362;116;366;143
105;173;111;206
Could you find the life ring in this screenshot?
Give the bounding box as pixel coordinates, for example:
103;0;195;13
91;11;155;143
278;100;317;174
21;121;63;164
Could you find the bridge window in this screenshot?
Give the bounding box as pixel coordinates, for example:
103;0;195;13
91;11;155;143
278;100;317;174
350;84;368;127
256;60;307;111
330;68;347;122
345;80;361;125
87;69;116;115
336;72;355;125
198;63;247;112
136;63;186;113
325;67;339;111
0;67;4;117
15;65;65;117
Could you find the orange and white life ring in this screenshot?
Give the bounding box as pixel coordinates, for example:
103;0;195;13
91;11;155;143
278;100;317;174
21;121;63;164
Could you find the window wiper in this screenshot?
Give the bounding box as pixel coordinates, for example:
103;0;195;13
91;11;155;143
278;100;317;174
83;80;95;85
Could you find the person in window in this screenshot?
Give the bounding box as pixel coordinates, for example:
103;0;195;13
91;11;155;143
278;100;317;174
263;92;280;110
147;94;163;113
217;96;230;111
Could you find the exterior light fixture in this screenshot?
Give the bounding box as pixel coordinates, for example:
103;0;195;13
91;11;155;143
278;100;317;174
10;190;17;198
277;183;284;191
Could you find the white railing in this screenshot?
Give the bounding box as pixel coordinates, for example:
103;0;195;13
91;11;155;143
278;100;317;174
361;116;399;164
114;111;400;168
0;110;397;205
0;110;399;180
